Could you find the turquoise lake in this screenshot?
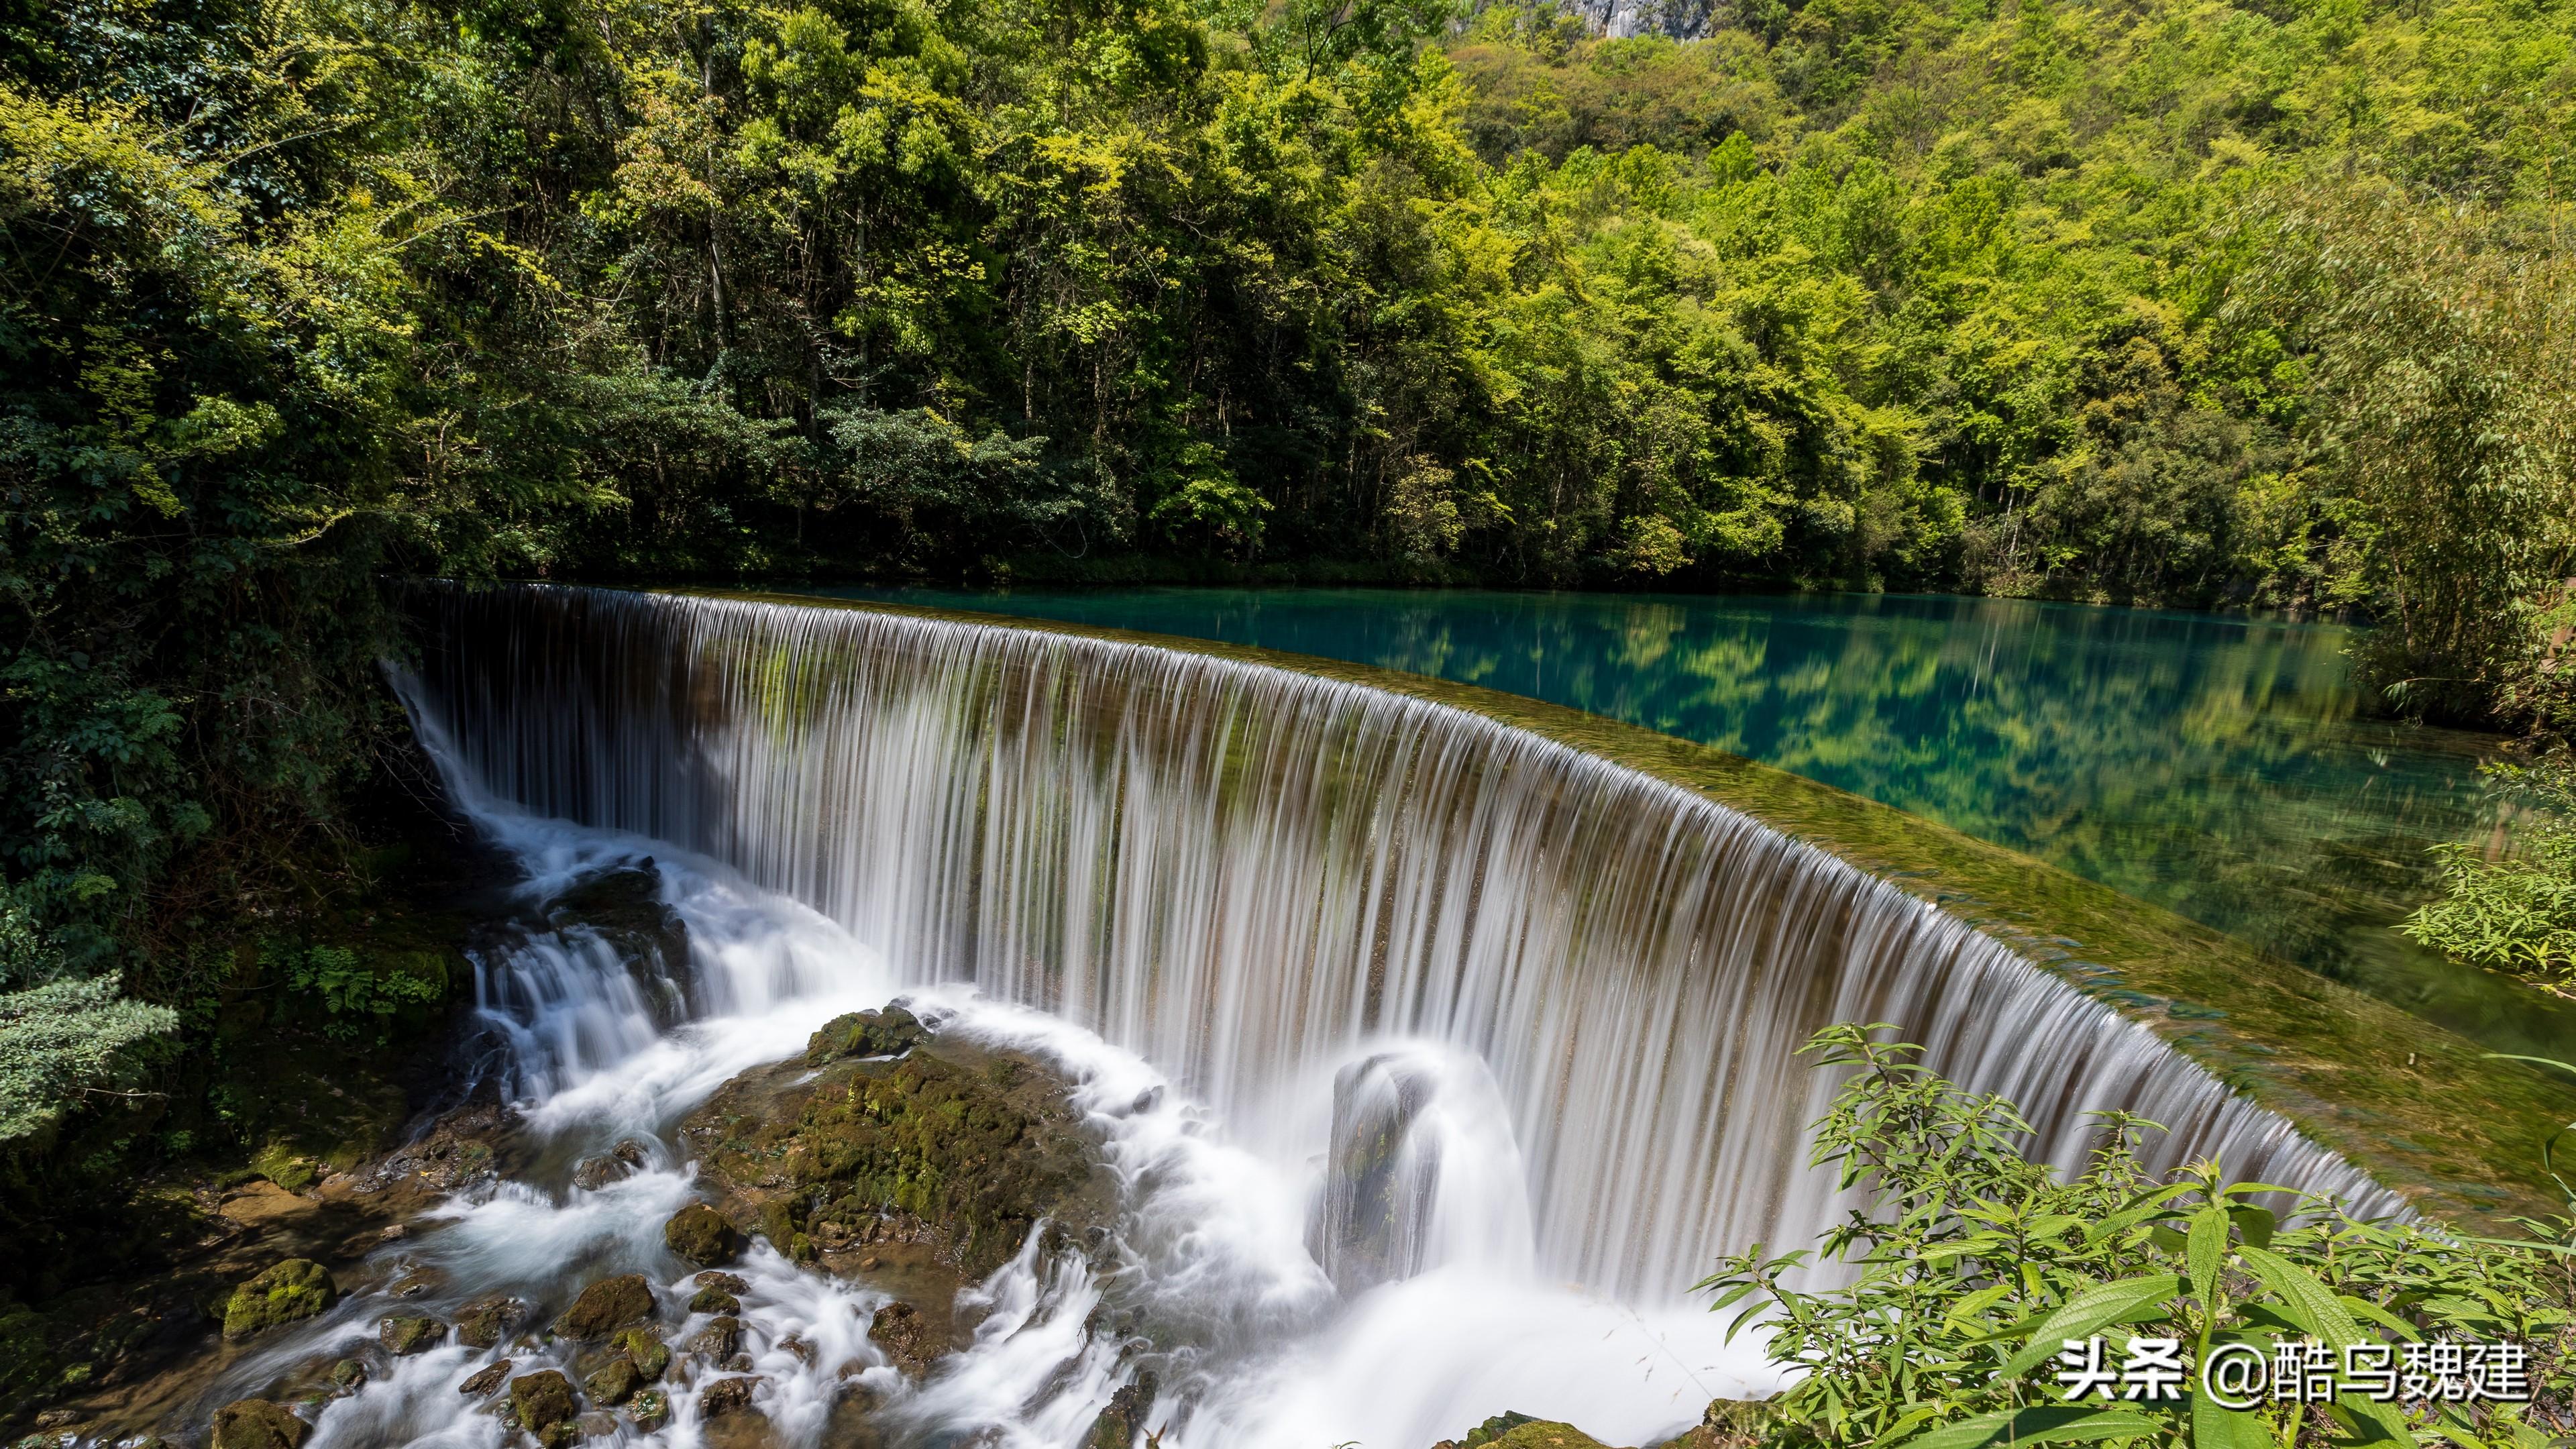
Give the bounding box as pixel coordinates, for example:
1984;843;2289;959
802;586;2571;1057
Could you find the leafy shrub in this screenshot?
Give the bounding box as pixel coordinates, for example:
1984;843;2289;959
0;976;176;1142
276;944;445;1042
2406;760;2576;994
1703;1025;2574;1448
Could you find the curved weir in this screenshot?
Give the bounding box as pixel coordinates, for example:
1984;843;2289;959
403;583;2408;1309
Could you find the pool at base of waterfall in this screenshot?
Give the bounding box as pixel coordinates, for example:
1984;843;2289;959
138;814;1776;1449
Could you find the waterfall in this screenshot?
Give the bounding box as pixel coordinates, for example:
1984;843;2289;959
401;583;2399;1308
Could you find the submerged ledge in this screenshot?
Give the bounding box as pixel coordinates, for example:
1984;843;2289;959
676;588;2569;1226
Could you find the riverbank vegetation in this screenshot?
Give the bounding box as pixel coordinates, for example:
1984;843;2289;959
1702;1027;2576;1448
2408;758;2576;998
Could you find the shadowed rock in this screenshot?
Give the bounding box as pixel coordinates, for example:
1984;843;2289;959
211;1400;309;1449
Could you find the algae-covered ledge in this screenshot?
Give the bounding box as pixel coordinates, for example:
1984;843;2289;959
680;588;2574;1227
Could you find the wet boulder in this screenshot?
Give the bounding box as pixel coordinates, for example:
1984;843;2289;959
802;1006;926;1064
700;1375;762;1417
1081;1370;1159;1449
457;1295;529;1348
460;1359;513;1395
358;1100;523;1197
680;1000;1116;1280
552;1273;653;1340
867;1300;945;1377
581;1323;669;1404
572;1140;651;1191
221;1260;338;1340
689;1283;741;1315
685;1314;742;1361
1430;1418;1611;1449
508;1369;578;1448
610;1324;671;1380
210;1401;310;1449
627;1388;671;1432
664;1203;745;1266
549;861;693;1025
380;1313;447;1354
584;1356;641;1406
1309;1053;1440;1294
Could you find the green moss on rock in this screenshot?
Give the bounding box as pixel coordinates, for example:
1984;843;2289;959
209;1401;309;1449
221;1260;336;1340
552;1275;652;1340
508;1369;577;1448
1488;1426;1610;1449
663;1203;743;1266
378;1313;445;1354
608;1324;669;1381
681;1006;1115;1279
584;1356;640;1406
804;1006;926;1064
455;1295;527;1348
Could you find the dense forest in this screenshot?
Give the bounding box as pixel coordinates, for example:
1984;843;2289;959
3;0;2575;1408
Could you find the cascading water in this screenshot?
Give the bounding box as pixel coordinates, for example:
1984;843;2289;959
193;581;2407;1448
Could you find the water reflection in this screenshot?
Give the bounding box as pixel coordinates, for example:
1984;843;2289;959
801;586;2569;1057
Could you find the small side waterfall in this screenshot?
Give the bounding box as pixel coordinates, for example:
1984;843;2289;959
402;584;2399;1308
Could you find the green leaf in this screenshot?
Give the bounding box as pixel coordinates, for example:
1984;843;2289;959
2233;1246;2361;1344
2190;1393;2269;1449
1996;1274;2186;1377
2185;1206;2226;1307
1900;1405;2166;1449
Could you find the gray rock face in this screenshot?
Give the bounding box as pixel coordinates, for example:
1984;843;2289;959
1307;1053;1441;1294
1548;0;1719;39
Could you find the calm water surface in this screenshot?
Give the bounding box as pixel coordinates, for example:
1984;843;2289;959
799;586;2570;1057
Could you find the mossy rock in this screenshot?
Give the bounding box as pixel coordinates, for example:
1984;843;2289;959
0;1300;57;1413
209;1400;309;1449
608;1324;669;1381
222;1260;337;1340
804;1006;926;1065
700;1375;761;1417
584;1356;640;1405
460;1360;513;1397
688;1283;740;1315
379;1313;447;1354
685;1315;741;1361
1489;1425;1609;1449
248;1144;319;1193
627;1388;670;1432
551;1274;653;1340
1081;1370;1158;1449
663;1203;744;1266
455;1295;527;1348
682;1006;1116;1279
508;1369;577;1442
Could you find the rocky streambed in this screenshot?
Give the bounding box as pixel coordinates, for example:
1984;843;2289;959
14;987;1758;1449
